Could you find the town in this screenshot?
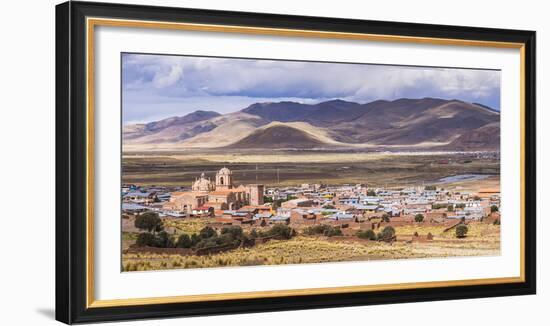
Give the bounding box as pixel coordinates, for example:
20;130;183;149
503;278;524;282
122;167;501;271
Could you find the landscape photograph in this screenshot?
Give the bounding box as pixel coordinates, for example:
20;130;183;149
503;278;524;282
121;53;502;272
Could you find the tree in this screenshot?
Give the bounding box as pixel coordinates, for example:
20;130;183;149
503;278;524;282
357;229;377;240
424;185;436;191
414;214;424;222
323;204;335;209
447;205;454;212
381;213;390;223
136;232;156;247
155;231;174;248
190;233;201;246
134;212;162;233
367;190;376;196
455;224;469;238
176;234;192;248
378;226;396;241
199;226;217;239
491;205;499;213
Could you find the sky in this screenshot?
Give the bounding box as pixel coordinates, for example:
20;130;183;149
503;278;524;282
122;53;501;124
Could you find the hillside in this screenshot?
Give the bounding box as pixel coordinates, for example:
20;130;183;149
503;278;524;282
122;98;500;151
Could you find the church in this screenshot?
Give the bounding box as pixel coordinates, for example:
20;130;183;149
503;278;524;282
164;167;264;215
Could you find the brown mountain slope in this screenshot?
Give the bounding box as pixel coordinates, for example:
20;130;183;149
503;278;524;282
226;124;327;149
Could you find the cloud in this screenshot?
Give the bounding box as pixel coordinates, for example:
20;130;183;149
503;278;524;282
122;53;500;123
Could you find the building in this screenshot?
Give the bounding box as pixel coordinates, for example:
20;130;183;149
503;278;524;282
162;191;208;214
165;167;265;215
122;191;158;204
246;184;264;206
192;173;214;191
215;167;233;190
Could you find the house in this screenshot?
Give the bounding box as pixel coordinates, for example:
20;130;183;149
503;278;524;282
123;191;158;204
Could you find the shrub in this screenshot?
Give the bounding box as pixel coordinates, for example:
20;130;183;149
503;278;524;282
493;219;501;226
424;185;436;191
491;205;499;213
265;224;294;239
135;232;156;247
414;214;424;222
378;226;396;241
304;224;341;237
427;232;434;240
325;227;343;237
304;224;331;235
381;213;390;223
190;233;201;246
220;225;243;239
199;226;217;239
447;205;454;212
134;212;162;233
175;234;192;248
367;190;376;196
357;229;377;240
155;231;175;248
455;224;469;238
323;204;335;209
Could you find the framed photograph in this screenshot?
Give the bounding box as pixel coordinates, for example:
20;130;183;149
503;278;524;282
56;1;536;324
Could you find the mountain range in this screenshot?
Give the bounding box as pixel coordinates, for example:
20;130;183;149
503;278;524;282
123;98;500;151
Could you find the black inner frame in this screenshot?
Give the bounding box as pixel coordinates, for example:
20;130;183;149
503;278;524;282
56;1;536;324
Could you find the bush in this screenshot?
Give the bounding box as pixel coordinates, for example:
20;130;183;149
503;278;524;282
325;227;343;237
135;232;156;247
447;205;454;212
304;224;341;237
323;204;335;209
190;233;201;246
455;224;469;238
175;234;192;248
357;229;377;240
265;224;294;239
414;214;424;222
134;212;162;233
220;226;243;239
424;185;436;191
378;226;396;241
491;205;499;213
381;213;390;223
155;231;174;248
199;226;217;239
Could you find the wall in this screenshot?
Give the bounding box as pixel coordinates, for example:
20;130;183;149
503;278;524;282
0;0;546;325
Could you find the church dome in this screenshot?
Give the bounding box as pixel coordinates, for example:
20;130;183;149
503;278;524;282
218;167;232;175
192;173;213;191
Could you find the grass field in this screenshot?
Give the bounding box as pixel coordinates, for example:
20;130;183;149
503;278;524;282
122;223;500;272
122;151;499;187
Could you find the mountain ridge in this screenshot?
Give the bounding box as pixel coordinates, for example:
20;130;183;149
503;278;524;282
123;98;500;151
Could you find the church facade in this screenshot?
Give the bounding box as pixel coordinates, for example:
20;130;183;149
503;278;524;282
164;167;264;215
